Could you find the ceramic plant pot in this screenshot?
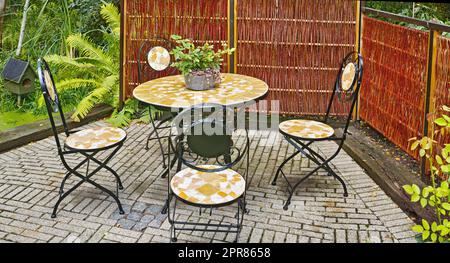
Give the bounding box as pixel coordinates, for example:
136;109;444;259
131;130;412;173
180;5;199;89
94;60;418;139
184;68;221;91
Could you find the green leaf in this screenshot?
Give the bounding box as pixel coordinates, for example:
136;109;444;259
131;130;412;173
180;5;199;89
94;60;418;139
443;114;450;124
442;203;450;211
423;230;430;240
435;118;448;127
440;227;450;236
411;194;420;202
432;222;438;232
423;219;430;230
442;181;449;190
436;155;444;165
419;149;426;157
422;187;431;198
412;184;420;194
411;141;420;151
431;233;438;242
412;225;424;233
420;198;428;208
403;185;414;195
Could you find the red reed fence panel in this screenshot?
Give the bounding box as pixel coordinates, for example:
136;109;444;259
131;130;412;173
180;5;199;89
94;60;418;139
236;0;357;115
433;35;450;153
359;16;429;158
123;0;229;97
434;36;450;114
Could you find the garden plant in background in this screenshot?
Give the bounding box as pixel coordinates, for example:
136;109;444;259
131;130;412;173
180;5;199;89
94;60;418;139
404;106;450;243
39;3;142;127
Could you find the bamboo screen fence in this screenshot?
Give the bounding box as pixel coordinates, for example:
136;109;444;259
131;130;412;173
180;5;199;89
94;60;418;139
123;0;229;97
359;16;429;158
434;36;450;116
433;36;450;150
122;0;358;114
235;0;357;115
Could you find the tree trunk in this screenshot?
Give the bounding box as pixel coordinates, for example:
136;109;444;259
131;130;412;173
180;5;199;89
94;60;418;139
0;0;6;49
16;0;30;57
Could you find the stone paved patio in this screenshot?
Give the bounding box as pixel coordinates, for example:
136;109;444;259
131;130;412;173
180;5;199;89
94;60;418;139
0;121;417;243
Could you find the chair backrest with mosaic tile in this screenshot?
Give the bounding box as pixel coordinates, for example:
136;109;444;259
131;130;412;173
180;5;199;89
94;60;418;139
37;58;69;150
324;52;364;132
137;37;177;84
172;103;249;173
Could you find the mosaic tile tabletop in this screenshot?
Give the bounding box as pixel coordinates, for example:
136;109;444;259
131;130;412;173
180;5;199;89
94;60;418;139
133;73;269;108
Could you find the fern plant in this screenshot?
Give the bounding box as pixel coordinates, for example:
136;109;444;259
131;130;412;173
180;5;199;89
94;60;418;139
39;3;139;127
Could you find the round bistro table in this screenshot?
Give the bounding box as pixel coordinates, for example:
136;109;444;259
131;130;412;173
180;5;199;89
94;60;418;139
133;73;269;109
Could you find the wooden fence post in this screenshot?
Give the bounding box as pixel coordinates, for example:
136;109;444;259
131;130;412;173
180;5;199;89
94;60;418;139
353;0;362;121
421;29;440;180
119;0;127;108
228;0;237;73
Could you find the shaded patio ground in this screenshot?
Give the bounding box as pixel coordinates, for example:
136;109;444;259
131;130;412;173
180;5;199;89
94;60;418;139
0;121;416;243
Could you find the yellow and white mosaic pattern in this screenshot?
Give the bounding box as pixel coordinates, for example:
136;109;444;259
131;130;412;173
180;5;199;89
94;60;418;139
341;63;356;91
44;70;56;101
279;119;335;139
65;127;126;150
133;73;269;108
170;165;245;206
147;46;171;71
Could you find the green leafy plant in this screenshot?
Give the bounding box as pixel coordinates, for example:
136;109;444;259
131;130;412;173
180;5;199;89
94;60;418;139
170;34;235;75
404;105;450;243
38;3;141;127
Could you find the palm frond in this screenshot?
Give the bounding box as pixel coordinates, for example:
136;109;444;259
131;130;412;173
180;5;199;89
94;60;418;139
66;34;113;70
37;79;99;108
101;3;120;35
56;79;100;91
108;99;139;128
71;86;110;122
45;54;97;71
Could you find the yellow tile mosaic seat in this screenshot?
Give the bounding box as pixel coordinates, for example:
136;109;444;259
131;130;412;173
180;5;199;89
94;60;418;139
170;165;246;206
65;127;127;151
279;119;335;139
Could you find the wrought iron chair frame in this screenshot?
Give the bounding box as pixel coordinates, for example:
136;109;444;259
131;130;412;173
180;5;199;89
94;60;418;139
272;52;364;211
137;37;177;178
165;104;250;243
37;58;126;218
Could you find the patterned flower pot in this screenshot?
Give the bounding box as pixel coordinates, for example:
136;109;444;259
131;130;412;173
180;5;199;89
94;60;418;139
184;68;221;91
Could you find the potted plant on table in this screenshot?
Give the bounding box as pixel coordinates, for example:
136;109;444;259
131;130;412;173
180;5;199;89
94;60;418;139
170;34;235;91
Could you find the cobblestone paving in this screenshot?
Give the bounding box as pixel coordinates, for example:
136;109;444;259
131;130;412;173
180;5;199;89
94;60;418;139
0;121;417;243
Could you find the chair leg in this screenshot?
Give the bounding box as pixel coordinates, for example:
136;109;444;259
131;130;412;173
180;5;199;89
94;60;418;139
53;148;125;218
272;150;301;186
52;179;85;218
170;198;178;243
146;108;170;176
161;194;172;215
325;165;348;197
295;141;348;198
80;151;124;190
278;137;348;210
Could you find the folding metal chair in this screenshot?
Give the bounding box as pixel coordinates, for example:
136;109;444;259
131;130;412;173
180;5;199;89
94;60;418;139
166;104;250;243
272;52;364;211
37;58;127;218
137;37;178;177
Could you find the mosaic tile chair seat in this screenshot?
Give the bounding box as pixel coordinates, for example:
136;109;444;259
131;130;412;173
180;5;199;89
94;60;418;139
273;52;364;211
37;58;126;218
166;104;250;243
137;37;178;178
